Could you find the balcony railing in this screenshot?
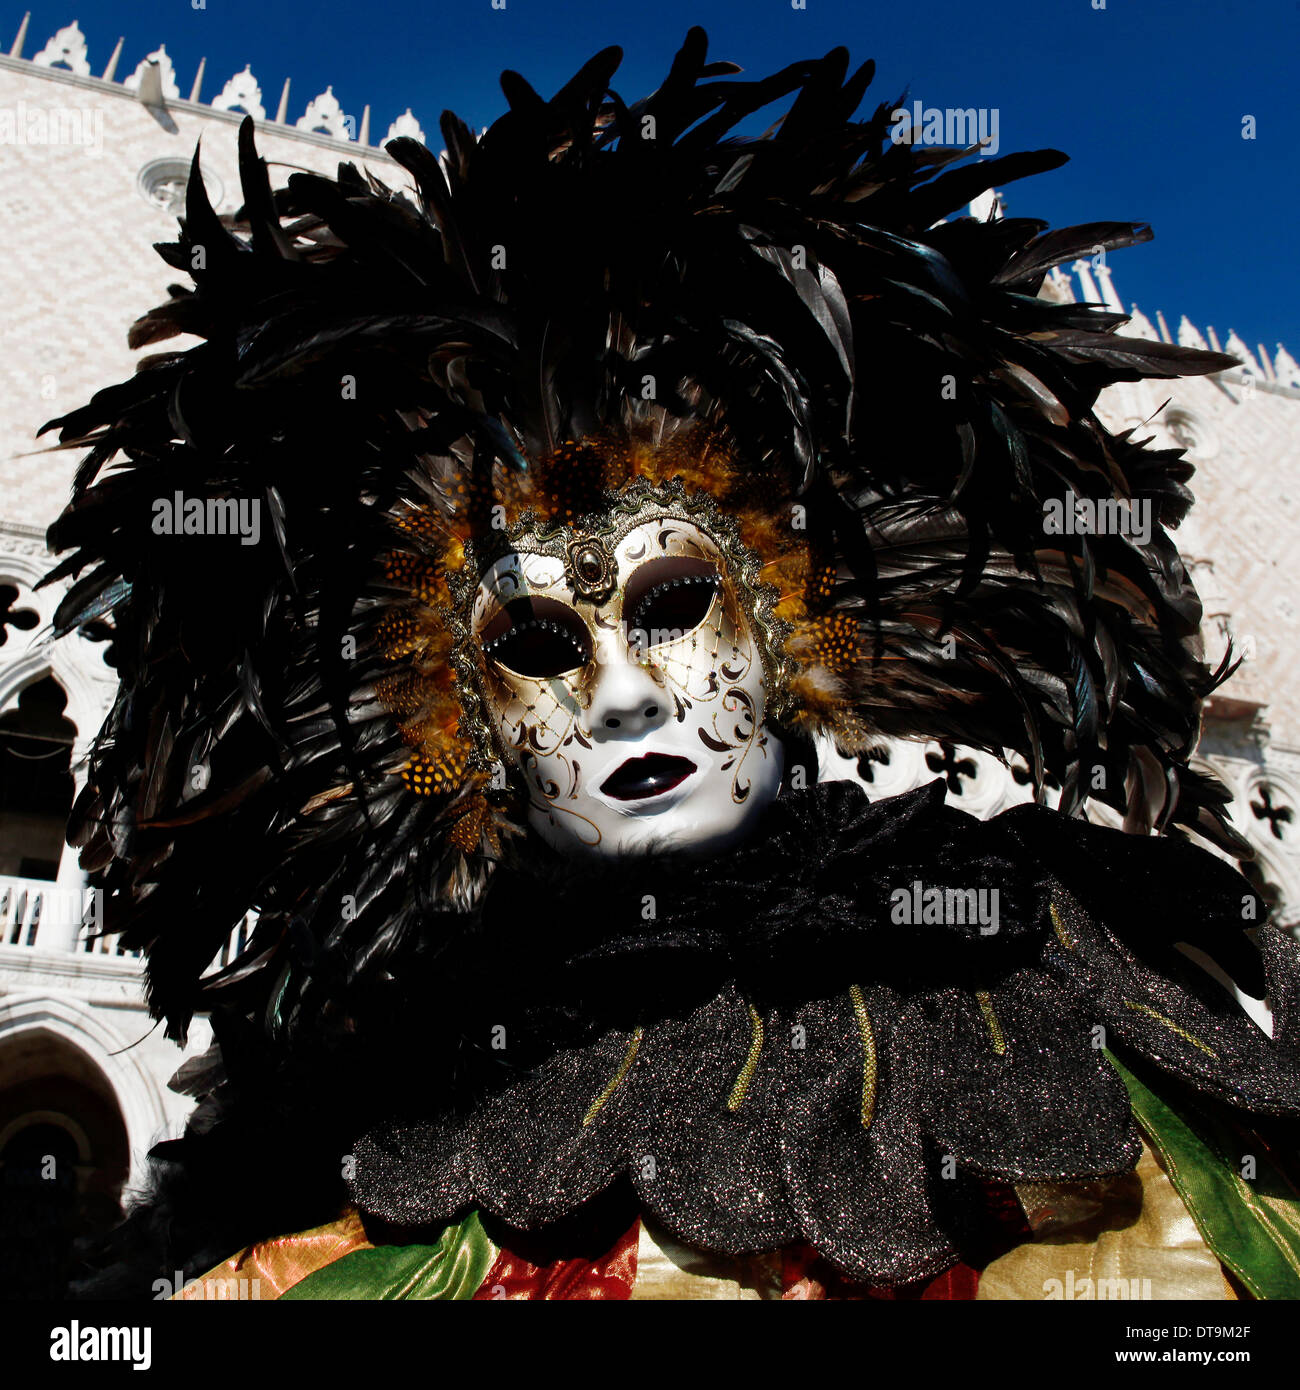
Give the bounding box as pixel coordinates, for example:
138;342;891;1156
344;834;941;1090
0;874;251;973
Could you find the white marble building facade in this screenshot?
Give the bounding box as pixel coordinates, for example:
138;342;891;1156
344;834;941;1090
0;18;1297;1262
0;20;409;1258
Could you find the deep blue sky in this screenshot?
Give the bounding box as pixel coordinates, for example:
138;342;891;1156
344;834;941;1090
7;0;1297;357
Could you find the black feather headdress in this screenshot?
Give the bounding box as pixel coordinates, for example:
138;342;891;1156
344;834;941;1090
42;27;1239;1058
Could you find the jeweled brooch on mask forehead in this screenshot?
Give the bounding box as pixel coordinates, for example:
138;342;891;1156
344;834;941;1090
565;536;618;604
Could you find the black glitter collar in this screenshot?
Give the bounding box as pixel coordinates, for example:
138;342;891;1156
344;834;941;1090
349;780;1300;1286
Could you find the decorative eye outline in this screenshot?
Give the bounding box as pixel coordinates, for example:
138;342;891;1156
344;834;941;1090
479;596;593;679
624;557;722;653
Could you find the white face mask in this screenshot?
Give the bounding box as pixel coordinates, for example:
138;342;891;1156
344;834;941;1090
471;516;784;858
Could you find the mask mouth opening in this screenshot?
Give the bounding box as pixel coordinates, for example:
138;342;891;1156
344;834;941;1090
599;753;698;801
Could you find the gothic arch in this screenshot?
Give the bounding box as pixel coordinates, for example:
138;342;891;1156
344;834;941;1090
0;1109;92;1163
0;995;170;1192
0;649;111;749
0;537;117;740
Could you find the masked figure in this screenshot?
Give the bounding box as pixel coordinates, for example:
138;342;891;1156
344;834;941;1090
45;32;1300;1300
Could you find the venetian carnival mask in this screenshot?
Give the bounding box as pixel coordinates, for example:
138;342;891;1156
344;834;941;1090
379;433;868;869
469;512;785;857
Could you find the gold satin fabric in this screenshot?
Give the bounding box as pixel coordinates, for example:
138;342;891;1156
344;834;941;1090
630;1217;785;1299
978;1142;1234;1301
176;1209;372;1301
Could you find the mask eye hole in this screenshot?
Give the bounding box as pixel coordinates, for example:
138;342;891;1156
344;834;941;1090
481;597;591;678
625;557;721;649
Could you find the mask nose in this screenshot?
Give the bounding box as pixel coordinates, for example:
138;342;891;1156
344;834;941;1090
585;631;668;740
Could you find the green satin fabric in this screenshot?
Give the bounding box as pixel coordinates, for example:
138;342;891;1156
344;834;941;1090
1111;1053;1300;1299
280;1212;496;1300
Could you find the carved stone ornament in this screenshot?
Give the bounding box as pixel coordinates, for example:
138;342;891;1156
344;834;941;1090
212;65;266;121
32;22;90;76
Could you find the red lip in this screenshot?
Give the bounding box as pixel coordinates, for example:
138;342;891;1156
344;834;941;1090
600;753;697;802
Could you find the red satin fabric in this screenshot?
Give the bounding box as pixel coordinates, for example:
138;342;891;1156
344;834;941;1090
781;1246;981;1300
473;1218;640;1299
